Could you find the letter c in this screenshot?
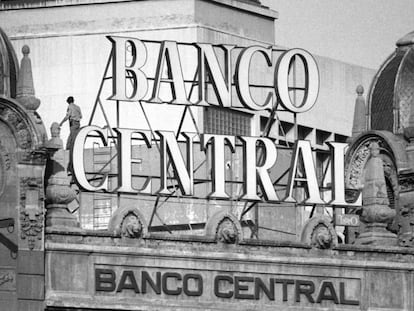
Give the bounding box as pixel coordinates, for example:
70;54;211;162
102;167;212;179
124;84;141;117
72;126;109;191
214;275;234;298
162;272;182;295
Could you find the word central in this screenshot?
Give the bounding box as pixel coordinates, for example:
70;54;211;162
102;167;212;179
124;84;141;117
72;127;361;206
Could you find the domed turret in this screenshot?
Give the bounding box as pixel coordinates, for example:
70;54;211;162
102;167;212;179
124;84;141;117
368;31;414;134
0;27;19;98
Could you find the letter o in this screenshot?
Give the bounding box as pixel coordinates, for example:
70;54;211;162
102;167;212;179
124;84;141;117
183;274;203;296
351;216;358;226
275;48;319;113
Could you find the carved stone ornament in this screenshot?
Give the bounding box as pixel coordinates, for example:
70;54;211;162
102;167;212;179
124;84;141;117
20;177;44;250
108;206;147;238
0;101;43;166
398;203;414;247
346;138;374;190
0;106;32;150
0;272;13;287
355;142;397;246
346;137;398;187
0;141;10;171
345;134;401;244
20;177;43;200
121;213;143;238
346;136;399;195
205;211;243;244
216;217;239;244
399;173;414;193
397;184;414;247
0;270;15;290
301;216;338;249
0;141;11;198
20;209;43;250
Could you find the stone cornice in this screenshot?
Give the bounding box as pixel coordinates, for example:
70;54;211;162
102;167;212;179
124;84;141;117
0;0;278;21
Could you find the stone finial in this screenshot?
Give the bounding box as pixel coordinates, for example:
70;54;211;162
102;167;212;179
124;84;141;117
355;142;397;246
51;122;60;137
16;45;40;111
45;123;78;229
396;31;414;47
45;122;63;150
352;85;367;137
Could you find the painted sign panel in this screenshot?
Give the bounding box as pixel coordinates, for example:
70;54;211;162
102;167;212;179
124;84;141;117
335;214;360;227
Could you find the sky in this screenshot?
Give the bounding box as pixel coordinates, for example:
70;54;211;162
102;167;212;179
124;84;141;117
261;0;414;70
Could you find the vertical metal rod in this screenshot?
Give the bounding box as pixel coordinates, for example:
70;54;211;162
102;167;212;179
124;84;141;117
292;54;298;142
115;100;119;216
293;112;298;141
116;100;120;128
115;100;121;213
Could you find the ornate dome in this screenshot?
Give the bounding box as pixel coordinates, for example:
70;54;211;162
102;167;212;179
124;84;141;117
368;31;414;134
0;27;19;98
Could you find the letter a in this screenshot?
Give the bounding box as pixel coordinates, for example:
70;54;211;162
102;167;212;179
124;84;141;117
150;41;190;105
284;140;325;204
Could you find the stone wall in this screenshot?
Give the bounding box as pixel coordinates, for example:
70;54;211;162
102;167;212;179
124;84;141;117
45;232;414;310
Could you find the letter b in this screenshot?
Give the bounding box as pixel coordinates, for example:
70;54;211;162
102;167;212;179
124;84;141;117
95;269;116;292
108;36;148;101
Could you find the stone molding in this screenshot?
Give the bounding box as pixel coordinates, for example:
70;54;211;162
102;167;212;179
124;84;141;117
0;0;278;20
